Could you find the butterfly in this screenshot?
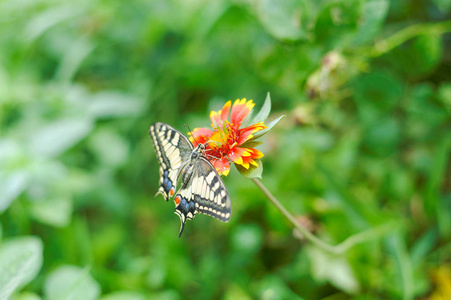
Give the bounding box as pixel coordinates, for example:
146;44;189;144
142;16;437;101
149;122;232;237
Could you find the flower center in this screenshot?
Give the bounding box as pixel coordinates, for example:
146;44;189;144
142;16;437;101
207;122;240;160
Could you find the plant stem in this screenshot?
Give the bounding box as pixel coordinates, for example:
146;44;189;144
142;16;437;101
251;178;391;255
367;20;451;57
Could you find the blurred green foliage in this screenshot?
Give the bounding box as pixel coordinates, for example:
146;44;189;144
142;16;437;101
1;0;451;299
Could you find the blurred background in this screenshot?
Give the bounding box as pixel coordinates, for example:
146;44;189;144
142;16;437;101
1;0;451;299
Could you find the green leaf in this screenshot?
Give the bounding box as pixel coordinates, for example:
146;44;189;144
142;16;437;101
389;33;443;78
239;140;263;149
386;233;414;300
0;237;43;300
101;291;147;300
44;265;100;300
438;83;451;110
30;197;73;227
431;0;451;13
249;115;285;141
28;118;94;158
15;292;42;300
257;0;309;41
0;170;28;213
88;128;130;167
251;92;271;124
413;33;442;74
23;5;85;43
307;246;360;294
146;258;166;290
87;92;147;119
235;159;263;179
256;275;304;300
410;229;437;266
55;36;95;83
424;137;451;233
352;0;389;46
231;224;263;255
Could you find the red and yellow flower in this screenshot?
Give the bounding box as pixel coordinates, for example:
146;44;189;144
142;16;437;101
190;98;267;176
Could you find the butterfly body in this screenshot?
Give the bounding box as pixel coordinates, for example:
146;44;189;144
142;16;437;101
149;122;231;237
179;144;204;189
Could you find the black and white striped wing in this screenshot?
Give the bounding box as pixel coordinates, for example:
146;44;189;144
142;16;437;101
149;122;193;201
174;157;231;237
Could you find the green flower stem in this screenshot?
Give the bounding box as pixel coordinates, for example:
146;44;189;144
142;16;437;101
367;20;451;57
252;178;391;255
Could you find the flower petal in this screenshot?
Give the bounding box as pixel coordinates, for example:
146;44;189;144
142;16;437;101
191;127;213;139
248;148;264;159
249;158;258;167
212;156;230;176
237;122;267;145
242;156;258;168
228;146;255;165
210;101;232;128
231;98;254;127
209;130;228;148
240;149;252;157
210;110;223;128
227;147;244;165
189;127;213;146
220;101;231;122
240;159;250;169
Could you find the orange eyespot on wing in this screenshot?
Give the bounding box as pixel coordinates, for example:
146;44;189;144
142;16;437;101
174;195;181;205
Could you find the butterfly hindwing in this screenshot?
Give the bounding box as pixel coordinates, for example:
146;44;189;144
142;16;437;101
174;157;231;237
149;122;193;201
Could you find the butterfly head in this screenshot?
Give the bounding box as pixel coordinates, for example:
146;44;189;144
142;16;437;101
191;143;206;160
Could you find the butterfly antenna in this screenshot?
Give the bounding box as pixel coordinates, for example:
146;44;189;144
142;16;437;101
184;124;199;145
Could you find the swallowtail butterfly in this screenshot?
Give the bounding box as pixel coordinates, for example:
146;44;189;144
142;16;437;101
149;122;231;237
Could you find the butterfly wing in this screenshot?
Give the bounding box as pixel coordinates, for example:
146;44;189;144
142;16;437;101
149;122;193;201
174;157;231;237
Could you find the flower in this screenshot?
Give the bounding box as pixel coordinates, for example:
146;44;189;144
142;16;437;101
189;98;267;176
